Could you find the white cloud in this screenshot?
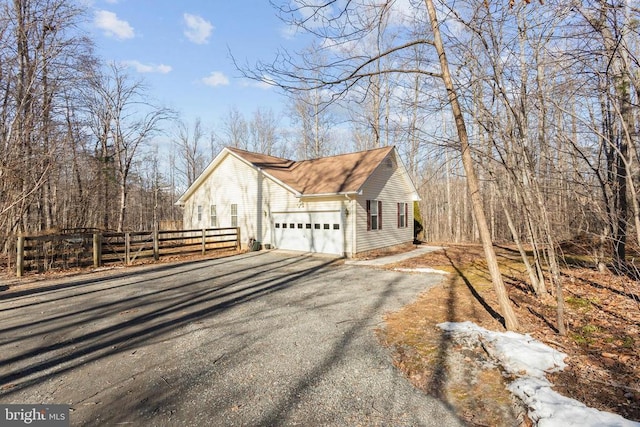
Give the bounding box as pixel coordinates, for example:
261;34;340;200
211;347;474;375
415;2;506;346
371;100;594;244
253;81;272;90
240;75;275;90
387;0;417;26
183;13;213;44
94;10;134;40
202;71;229;87
122;60;172;74
280;25;298;40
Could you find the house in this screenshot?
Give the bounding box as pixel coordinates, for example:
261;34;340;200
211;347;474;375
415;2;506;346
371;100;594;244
175;146;420;257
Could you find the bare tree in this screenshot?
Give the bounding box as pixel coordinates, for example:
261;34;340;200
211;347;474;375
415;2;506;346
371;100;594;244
289;88;335;159
0;0;95;248
174;117;207;187
221;106;248;149
248;107;281;155
578;0;639;272
242;0;520;329
423;0;519;330
87;63;174;232
446;1;566;332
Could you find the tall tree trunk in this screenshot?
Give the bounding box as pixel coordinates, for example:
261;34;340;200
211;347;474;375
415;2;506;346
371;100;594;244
425;0;519;330
118;181;126;232
493;175;544;296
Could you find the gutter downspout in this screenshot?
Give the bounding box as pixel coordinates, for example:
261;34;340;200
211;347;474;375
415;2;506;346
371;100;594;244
346;194;357;258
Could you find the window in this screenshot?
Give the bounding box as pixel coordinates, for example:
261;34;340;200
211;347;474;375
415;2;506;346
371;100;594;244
306;224;311;229
197;205;203;222
297;223;303;229
323;224;330;230
283;223;287;228
333;224;340;230
398;202;408;228
231;204;238;227
210;205;217;227
367;200;382;230
275;223;280;228
314;224;320;229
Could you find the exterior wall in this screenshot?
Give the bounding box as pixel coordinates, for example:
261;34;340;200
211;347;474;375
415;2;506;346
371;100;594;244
260;175;302;247
181;149;416;256
291;197;349;255
182;152;349;252
182;154;262;248
353;155;414;254
257;174;344;249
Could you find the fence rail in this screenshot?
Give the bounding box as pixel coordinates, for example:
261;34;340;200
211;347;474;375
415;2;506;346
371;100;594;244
15;227;241;277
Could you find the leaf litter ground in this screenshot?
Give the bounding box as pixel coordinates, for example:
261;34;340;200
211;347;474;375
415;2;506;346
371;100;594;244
377;243;639;426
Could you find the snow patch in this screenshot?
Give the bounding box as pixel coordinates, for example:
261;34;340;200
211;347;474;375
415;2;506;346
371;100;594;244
437;321;640;427
394;267;450;275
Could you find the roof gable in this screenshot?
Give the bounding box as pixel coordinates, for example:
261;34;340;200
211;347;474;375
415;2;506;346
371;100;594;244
227;146;395;195
177;145;419;204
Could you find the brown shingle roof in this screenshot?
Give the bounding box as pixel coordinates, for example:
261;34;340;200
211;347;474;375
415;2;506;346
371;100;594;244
227;146;394;195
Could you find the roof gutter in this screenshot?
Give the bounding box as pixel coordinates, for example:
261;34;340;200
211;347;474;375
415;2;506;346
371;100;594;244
299;191;361;200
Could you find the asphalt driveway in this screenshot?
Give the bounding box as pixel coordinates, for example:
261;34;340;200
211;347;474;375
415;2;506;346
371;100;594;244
0;251;464;426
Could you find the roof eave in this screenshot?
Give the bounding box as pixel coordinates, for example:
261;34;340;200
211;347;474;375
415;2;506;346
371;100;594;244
354;147;421;201
299;191;361;200
352;146;396;194
176;147;304;203
227;149;302;196
176;147;233;205
256;167;302;197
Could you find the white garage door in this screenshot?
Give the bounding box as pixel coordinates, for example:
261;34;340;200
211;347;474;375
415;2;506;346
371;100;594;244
272;211;343;255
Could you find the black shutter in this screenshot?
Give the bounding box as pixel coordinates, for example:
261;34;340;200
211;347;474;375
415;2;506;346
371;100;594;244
378;200;382;230
366;200;371;231
405;202;409;228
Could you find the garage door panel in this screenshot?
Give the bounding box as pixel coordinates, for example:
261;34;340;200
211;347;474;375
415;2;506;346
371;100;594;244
273;212;343;255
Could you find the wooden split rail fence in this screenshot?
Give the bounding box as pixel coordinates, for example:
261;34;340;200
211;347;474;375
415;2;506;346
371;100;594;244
15;227;241;277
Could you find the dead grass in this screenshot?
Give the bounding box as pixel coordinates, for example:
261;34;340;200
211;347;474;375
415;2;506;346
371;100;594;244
378;243;640;426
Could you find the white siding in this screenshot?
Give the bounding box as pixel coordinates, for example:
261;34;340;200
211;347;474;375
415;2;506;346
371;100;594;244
181;149;414;256
354;154;414;254
183;154;262;247
182;153;349;252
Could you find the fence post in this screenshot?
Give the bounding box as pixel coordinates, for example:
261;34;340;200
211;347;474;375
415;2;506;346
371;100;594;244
153;227;159;261
125;232;131;265
202;228;206;255
93;233;102;268
236;227;241;251
16;236;25;277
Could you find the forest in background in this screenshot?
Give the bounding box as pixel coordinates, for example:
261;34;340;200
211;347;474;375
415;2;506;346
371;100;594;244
2;0;639;330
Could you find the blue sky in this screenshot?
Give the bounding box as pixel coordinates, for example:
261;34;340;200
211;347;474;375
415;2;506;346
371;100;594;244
86;0;301;130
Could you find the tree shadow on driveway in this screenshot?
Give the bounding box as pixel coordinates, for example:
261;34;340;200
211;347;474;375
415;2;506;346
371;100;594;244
0;253;328;389
0;252;256;303
0;252;464;426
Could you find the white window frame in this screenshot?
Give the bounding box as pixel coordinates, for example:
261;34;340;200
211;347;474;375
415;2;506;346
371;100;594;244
231;204;238;227
367;199;381;231
210;205;217;227
398;202;407;228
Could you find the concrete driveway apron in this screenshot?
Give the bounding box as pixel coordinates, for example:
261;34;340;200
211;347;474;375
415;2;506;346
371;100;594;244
0;251;463;426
